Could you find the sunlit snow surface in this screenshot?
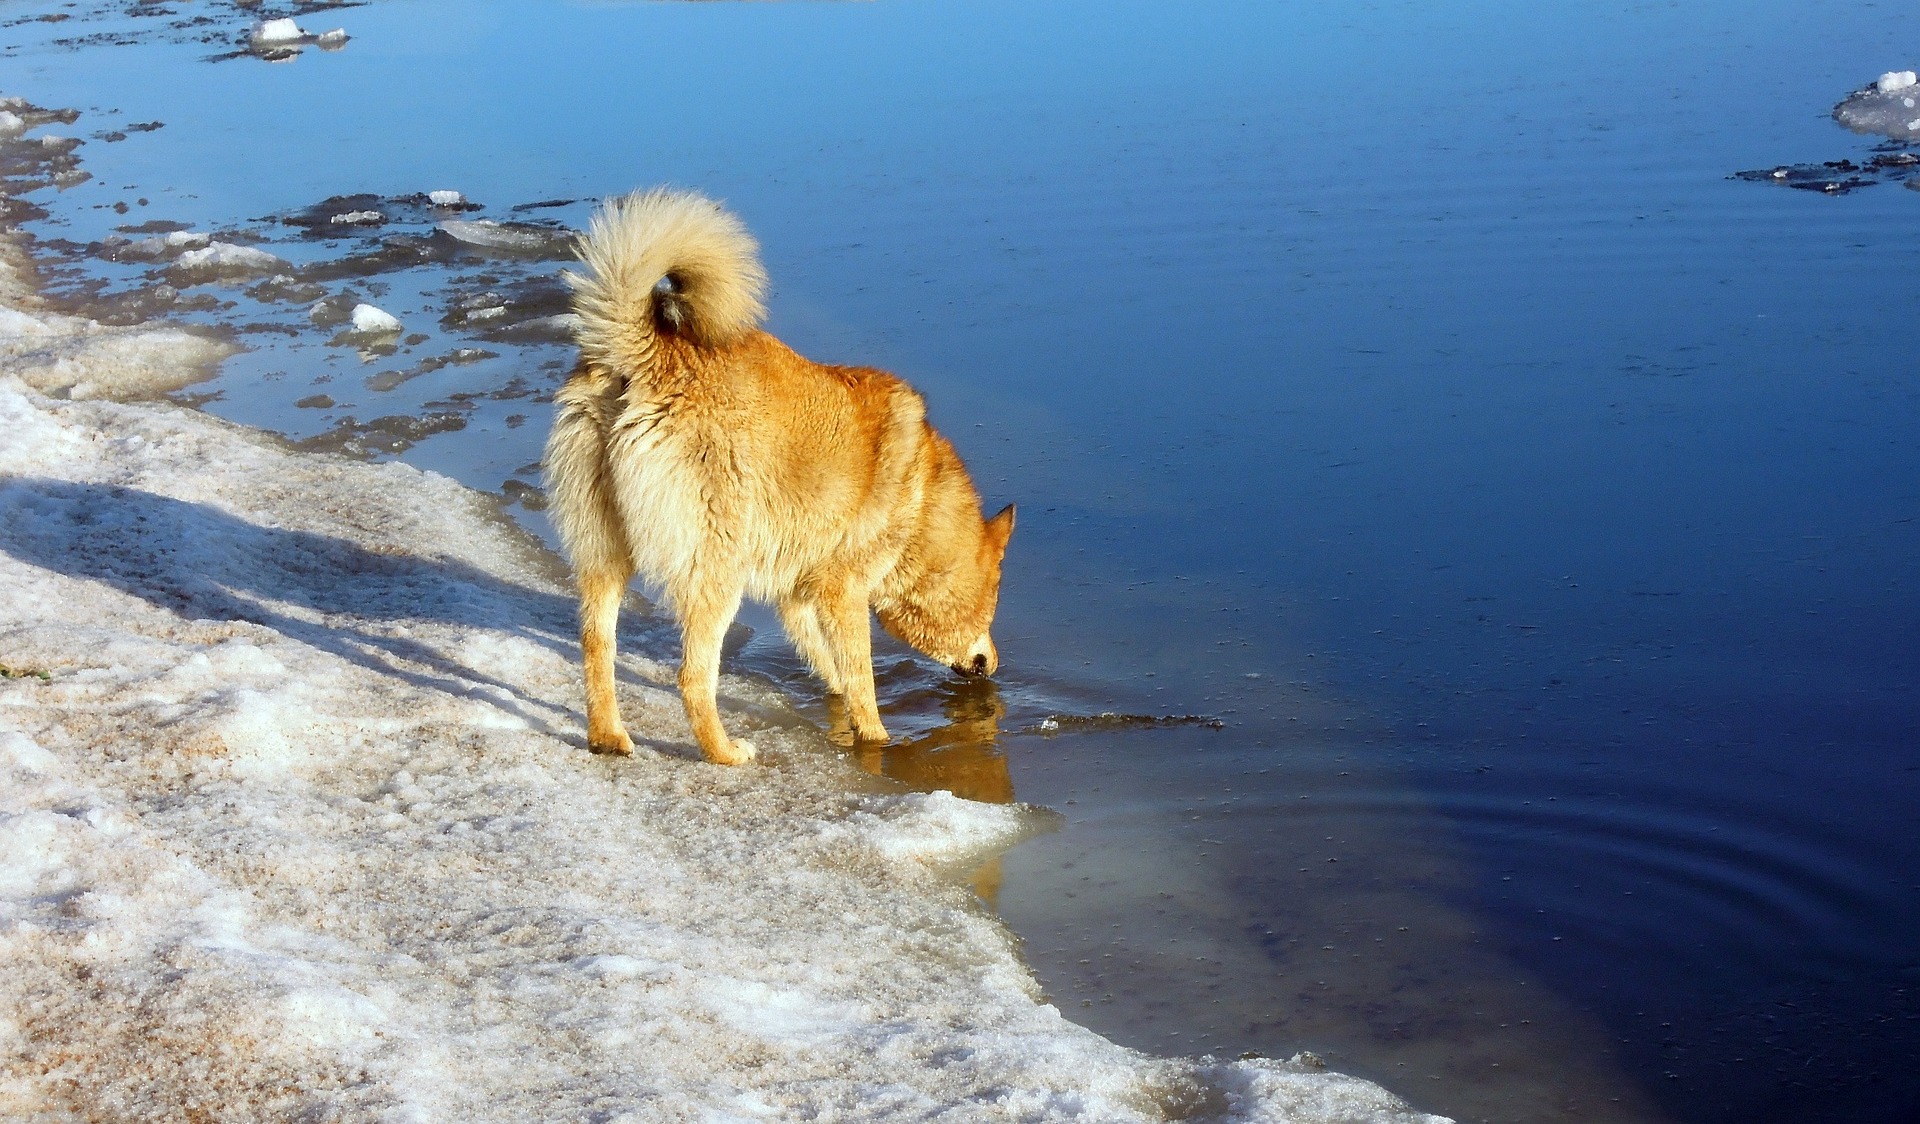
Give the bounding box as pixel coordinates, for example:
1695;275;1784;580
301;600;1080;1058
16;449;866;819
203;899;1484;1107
0;253;1445;1118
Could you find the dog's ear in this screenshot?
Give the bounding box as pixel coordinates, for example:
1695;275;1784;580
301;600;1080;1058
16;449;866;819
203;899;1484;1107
985;504;1016;554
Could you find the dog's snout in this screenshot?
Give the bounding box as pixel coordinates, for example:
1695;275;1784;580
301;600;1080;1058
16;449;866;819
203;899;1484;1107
951;650;993;678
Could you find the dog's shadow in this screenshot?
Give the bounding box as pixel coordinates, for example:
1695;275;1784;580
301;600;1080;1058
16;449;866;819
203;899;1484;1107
0;477;620;739
0;478;1028;773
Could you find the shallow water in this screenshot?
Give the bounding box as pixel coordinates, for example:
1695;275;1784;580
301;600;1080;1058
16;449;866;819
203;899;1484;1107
9;2;1920;1121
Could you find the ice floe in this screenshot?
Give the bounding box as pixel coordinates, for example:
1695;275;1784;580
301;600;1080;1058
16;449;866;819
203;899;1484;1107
1833;68;1920;140
172;240;289;278
438;218;577;256
250;17;305;44
244;17;348;60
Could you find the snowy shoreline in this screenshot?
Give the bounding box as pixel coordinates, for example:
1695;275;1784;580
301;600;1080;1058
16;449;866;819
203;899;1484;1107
0;138;1444;1123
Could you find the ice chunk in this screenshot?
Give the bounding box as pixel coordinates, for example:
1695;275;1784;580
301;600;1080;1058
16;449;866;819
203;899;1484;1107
330;210;385;226
173;241;290;277
1835;70;1920;139
427;190;465;207
112;230;211;261
349;303;402;333
315;28;350;49
250;17;305;43
0;111;26;139
438;219;574;255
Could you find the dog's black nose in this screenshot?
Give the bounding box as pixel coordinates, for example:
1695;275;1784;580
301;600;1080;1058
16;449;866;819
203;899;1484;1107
971;653;988;673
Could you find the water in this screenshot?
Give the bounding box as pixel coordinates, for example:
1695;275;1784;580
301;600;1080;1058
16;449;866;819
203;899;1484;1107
8;2;1920;1121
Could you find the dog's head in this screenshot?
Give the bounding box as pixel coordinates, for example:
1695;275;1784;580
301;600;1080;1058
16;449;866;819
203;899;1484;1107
876;498;1016;679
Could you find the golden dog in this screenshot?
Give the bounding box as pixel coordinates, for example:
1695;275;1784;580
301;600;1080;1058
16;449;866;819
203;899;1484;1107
544;189;1015;765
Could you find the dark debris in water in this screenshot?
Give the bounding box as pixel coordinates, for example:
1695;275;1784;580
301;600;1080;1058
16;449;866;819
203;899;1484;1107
4;91;586;512
364;348;500;393
4;1;362;59
1;102;91;209
439;275;576;342
277;192;483;233
294;410;471;459
1731;150;1920;195
501;479;547;511
1026;712;1226;736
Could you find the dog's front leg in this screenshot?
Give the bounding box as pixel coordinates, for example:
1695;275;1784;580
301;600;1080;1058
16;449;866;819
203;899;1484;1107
579;565;636;755
821;589;889;744
677;583;756;765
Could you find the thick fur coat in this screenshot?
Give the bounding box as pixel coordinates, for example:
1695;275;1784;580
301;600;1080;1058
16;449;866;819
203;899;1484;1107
545;189;1014;765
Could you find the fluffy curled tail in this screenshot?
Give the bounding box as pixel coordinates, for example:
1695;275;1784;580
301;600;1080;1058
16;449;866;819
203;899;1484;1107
566;188;768;365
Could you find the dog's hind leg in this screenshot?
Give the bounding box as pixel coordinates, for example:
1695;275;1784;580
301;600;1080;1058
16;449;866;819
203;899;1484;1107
678;581;756;765
579;563;636;755
820;588;889;745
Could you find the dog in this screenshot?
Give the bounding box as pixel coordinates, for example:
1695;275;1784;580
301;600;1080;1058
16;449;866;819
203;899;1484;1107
544;189;1015;765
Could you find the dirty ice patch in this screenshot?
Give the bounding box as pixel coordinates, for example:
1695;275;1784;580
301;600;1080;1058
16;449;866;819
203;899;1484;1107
0;301;234;399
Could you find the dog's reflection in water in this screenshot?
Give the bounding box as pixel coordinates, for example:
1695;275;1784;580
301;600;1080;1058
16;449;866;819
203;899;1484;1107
832;677;1014;903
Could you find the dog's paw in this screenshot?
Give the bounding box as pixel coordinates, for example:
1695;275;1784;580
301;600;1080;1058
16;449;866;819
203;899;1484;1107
708;738;757;766
588;729;635;756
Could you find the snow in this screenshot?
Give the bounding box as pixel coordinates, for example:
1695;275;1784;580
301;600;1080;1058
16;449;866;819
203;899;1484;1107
428;189;466;206
316;28;350;48
0;236;1444;1122
349;302;402;333
1876;70;1917;93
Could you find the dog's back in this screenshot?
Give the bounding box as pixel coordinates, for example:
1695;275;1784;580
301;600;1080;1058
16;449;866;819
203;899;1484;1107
545;189;1014;764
